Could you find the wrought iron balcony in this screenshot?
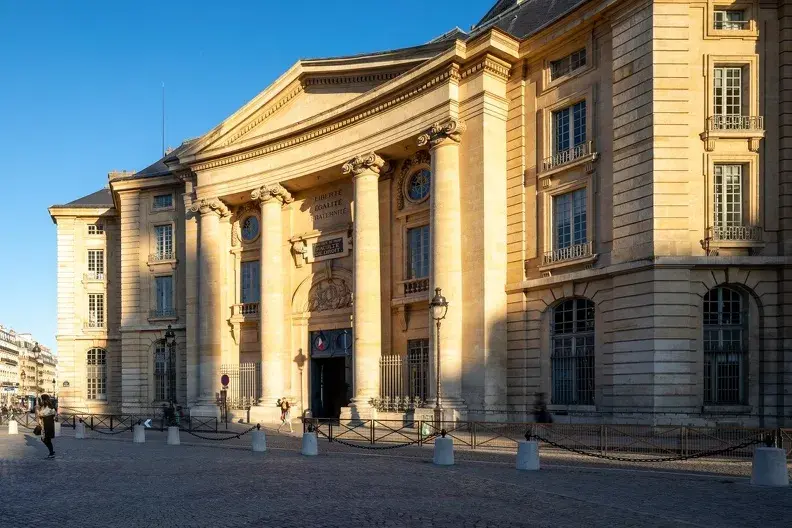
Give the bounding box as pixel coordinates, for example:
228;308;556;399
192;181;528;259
707;115;764;132
83;271;105;281
149;308;177;319
707;225;763;242
542;140;594;173
542;241;593;266
232;303;260;316
402;277;430;296
148;251;175;262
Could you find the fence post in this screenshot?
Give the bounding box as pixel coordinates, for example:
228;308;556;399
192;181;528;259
599;425;605;455
471;422;477;449
418;420;423;446
90;416;94;430
370;419;375;445
110;416;114;431
328;421;333;443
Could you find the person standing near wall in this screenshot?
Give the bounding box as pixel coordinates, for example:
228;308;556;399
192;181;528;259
37;394;56;458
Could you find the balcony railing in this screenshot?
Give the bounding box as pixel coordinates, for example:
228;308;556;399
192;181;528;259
402;278;430;296
542;241;593;266
83;271;105;281
707;115;764;131
149;308;177;319
714;19;749;30
707;225;763;242
233;303;260;316
83;320;105;329
149;251;175;262
542;140;594;173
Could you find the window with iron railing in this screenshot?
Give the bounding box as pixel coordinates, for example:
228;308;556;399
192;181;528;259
545;188;589;265
545;101;588;172
714;164;743;229
154;343;176;402
153;225;173;260
86;347;107;400
407;339;430;401
714;9;748;30
404;226;431;295
87;249;104;280
87;293;104;328
551;298;595;405
241;261;260;303
703;287;747;405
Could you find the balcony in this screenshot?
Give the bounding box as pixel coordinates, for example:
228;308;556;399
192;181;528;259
233;303;260;316
714;19;749;31
83;320;105;330
542;241;594;267
402;277;430;296
703;225;764;255
149;308;177;320
701;116;764;152
541;140;597;175
83;271;105;282
148;251;176;269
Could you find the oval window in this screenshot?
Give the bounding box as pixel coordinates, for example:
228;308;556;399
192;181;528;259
407;169;431;202
241;216;259;241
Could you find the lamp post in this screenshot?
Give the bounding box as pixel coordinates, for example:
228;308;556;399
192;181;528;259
295;348;307;419
20;370;26;408
32;342;40;399
429;288;449;427
163;325;177;404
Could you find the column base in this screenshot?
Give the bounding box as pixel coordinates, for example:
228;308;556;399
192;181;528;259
190;403;220;420
248;404;284;425
340;401;378;423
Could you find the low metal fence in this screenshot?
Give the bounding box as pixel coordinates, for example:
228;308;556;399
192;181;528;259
304;418;792;461
1;411;221;434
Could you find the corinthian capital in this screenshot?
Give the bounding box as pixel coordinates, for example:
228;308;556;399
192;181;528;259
251;183;293;205
342;152;389;177
417;119;465;149
188;197;230;217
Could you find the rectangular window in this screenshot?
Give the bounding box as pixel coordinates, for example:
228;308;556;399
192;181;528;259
154;225;173;260
713;67;742;117
714;9;747;30
154;343;176;402
552;101;586;155
155;276;174;314
87;250;104;280
86;348;106;400
550;48;586;80
241;261;260;304
153;194;173;209
87;223;104;235
406;225;430;280
714;164;743;228
407;339;430;401
553;188;587;250
88;293;104;328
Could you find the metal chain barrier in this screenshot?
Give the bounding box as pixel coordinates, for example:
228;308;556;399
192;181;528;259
183;424;258;441
529;432;765;463
90;424;134;435
313;426;441;450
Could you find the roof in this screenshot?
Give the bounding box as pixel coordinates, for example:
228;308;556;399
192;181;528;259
50;188;114;209
473;0;592;39
111;139;197;182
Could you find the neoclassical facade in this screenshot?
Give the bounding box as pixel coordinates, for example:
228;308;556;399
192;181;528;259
50;0;792;426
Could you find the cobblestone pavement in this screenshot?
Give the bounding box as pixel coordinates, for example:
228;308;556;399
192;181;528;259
1;425;790;528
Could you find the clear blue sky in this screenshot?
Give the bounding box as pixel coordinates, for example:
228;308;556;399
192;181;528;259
0;1;489;351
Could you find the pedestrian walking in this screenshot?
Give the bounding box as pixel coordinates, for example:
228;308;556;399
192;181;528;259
36;394;57;459
276;397;294;433
532;392;553;424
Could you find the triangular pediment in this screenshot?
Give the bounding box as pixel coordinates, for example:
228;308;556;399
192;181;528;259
180;41;454;160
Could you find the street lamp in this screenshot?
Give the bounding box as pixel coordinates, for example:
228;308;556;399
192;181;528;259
294;348;307;419
429;288;448;426
32;342;40;399
163;325;177;404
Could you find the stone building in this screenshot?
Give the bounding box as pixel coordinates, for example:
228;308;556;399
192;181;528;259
50;0;792;426
0;326;56;407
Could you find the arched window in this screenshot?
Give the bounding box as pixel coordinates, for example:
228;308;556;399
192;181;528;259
86;348;107;401
154;343;176;402
551;299;595;405
703;287;746;404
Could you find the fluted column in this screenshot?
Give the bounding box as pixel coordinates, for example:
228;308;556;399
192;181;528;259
342;153;387;417
251;184;292;410
188;197;230;415
418;119;466;409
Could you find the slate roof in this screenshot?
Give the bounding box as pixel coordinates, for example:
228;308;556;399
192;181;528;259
110;139;197;182
473;0;592;39
51;188;114;209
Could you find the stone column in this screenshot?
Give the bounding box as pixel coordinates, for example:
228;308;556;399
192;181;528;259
251;184;292;418
342;153;387;418
418;119;466;412
188;197;230;417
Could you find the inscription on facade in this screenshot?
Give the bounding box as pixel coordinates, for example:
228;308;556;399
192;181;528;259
313;237;344;258
310;189;347;222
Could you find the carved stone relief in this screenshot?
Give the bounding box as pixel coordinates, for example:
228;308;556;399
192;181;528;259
306;278;353;312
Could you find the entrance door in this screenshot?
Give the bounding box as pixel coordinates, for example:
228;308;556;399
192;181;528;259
309;329;352;419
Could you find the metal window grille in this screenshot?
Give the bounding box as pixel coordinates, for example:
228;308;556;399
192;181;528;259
220;363;261;409
714;165;743;228
714;67;742;117
87;223;104;235
154;225;173;259
407;169;431;201
703;287;746;404
86;347;107;400
153;194;173;209
240;261;260;303
553;188;587;250
406;225;430;280
551;299;595;405
155;276;173;313
88;293;104;327
407;339;430;401
154;343;176;402
87;250;104;279
380;355;404;401
550;48;586;80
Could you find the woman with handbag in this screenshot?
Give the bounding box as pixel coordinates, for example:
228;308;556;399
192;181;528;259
36;394;56;459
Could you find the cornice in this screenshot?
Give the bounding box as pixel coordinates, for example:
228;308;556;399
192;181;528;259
220;80;305;148
460;54;512;81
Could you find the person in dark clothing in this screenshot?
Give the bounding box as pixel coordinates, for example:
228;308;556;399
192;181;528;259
37;394;56;458
532;392;553;424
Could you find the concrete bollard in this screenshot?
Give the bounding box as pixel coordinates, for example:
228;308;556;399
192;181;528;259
133;424;146;443
433;437;454;466
251;428;267;452
8;419;18;435
516;440;540;471
75;421;86;439
54;422;62;437
301;432;318;456
751;447;789;487
166;426;180;446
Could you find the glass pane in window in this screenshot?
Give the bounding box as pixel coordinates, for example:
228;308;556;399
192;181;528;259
153;194;173;209
241;261;260;303
407;225;430;279
553;108;570;154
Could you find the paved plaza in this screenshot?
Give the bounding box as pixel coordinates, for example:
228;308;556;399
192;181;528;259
0;425;790;527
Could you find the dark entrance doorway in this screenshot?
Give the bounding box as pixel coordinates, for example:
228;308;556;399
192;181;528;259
310;328;352;419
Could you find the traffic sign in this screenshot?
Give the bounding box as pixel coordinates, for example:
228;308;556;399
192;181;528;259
221;374;230;388
143;419;152;428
